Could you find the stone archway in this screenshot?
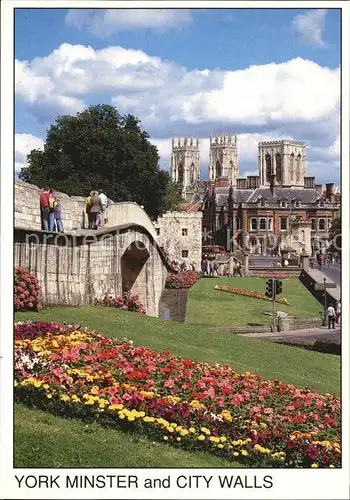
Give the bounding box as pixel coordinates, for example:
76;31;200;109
121;241;150;307
178;163;184;184
215;161;222;178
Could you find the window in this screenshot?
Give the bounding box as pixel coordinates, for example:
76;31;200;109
259;217;266;230
327;218;332;231
280;200;286;208
311;218;316;231
259;198;265;207
235;217;242;230
182;228;188;236
155;228;160;236
250;217;258;230
280;217;287;230
182;250;189;258
318;218;326;231
268;217;273;231
295;200;301;208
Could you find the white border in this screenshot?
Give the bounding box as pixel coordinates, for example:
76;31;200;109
1;1;349;499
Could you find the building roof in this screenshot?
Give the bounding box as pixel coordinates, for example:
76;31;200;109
213;186;324;207
183;201;202;212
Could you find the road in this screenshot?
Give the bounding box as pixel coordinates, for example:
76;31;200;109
240;327;341;346
319;265;341;286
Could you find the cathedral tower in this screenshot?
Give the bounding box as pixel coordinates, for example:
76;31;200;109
209;134;238;186
258;140;306;187
171;137;200;194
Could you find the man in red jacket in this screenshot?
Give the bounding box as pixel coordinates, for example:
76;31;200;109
39;187;50;231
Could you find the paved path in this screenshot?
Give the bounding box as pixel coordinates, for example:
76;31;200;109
320;265;341;286
239;327;341;345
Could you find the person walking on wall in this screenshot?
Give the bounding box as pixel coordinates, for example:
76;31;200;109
98;189;108;227
89;191;104;230
86;192;93;229
327;303;336;330
54;198;64;233
39;186;50;231
48;189;56;232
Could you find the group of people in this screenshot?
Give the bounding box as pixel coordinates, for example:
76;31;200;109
326;300;341;329
310;252;341;269
39;187;64;233
170;260;196;272
85;190;108;230
201;257;242;277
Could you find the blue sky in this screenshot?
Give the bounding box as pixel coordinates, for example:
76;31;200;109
15;7;341;184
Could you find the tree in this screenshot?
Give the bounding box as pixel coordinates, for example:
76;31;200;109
20;105;182;219
328;215;341;256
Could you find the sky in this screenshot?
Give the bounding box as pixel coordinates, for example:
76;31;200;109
15;7;341;185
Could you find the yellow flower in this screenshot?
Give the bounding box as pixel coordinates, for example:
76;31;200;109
217;444;224;449
60;394;70;402
189;427;196;434
90;386;100;395
311;464;318;468
176;437;181;442
200;427;211;435
329;465;334;468
43;384;49;390
197;435;206;441
47;394;53;399
233;452;239;456
241;450;248;456
220;436;227;443
163;436;168;441
143;416;155;423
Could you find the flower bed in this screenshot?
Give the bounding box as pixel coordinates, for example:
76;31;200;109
94;292;145;314
14;267;42;312
165;271;200;289
14;321;340;468
214;285;289;305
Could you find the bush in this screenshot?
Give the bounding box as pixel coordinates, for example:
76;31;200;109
95;292;145;314
14;267;42;312
165;271;200;289
14;321;61;341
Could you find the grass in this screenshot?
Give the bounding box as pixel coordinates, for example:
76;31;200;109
15;278;339;467
186;277;321;327
15;404;239;468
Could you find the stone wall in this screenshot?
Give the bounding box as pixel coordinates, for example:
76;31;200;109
15;180;88;231
15;180;158;238
14;227;168;317
154;211;202;270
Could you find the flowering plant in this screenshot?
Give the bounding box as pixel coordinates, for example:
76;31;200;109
165;271;200;289
15;321;340;468
215;285;289;305
14;267;42;312
95;292;145;314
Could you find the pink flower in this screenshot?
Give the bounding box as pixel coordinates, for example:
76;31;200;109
164;379;175;389
122;393;132;401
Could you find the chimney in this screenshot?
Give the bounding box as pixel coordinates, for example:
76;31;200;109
270;173;277;198
315;184;323;195
325;183;334;202
304;176;315;189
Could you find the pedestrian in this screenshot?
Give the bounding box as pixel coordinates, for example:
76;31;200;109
53;198;64;233
98;189;108;227
235;260;243;277
89;190;104;229
336;300;341;324
86;192;93;229
39;186;50;231
48;189;56;232
326;303;336;329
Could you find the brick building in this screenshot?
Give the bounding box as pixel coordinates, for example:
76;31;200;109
172;137;340;256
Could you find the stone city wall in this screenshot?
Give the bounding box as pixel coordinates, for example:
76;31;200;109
154;211;202;270
14;227;168;317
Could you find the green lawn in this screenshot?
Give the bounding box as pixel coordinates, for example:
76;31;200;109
186;277;321;327
15;404;238;468
15;291;339;468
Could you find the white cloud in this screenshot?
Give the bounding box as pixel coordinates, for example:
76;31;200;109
15;133;44;173
15;43;340;183
292;9;327;47
65;9;193;37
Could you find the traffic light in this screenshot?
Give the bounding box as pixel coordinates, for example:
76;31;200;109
265;278;274;298
275;280;283;296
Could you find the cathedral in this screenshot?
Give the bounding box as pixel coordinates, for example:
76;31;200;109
170;135;340;256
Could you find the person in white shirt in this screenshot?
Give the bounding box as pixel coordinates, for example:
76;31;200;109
98;190;108;227
327;304;336;329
